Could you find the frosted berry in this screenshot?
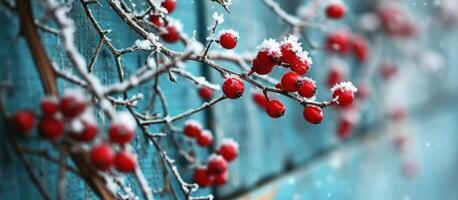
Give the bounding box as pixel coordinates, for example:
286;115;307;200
161;0;177;14
251;51;276;75
90;144;114;171
162;26;180;43
183;121;202;138
149;15;164;27
222;77;244;99
207;154;228;175
326;31;350;55
303;105;323;124
109;124;135;145
252;92;268;108
11;110;35;135
197;130;213;147
193;166;213;187
290;58;311;75
332;82;357;107
265;100;286;118
40;96;59;116
217;139;238;162
326;67;344;88
39;117;64;139
214;172;228;186
352;35;368;62
60;94;87;118
337;118;353;139
298;78;316;98
219;31;238;49
73;120;98;142
279;44;298;66
326;3;346;19
198;87;213;101
281;72;302;92
114;151;137;173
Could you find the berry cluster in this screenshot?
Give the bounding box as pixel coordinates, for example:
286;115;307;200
149;0;182;43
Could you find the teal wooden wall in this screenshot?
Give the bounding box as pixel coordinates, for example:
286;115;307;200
1;0;458;199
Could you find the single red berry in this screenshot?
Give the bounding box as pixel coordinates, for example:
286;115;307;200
40;96;59;116
252;92;268;108
222;77;244;99
183;121;202;138
161;0;177;14
352;35;368;62
149;15;164;27
60;94;87;118
279;44;298;66
214;172;228;186
219;31;238;49
281;72;302;92
11;110;35;135
217;139;238;162
162;26;180;43
298;78;316;98
251;51;277;75
193;166;213;187
265;100;286;118
337;118;353;139
198;87;213;101
303;105;323;124
114;151;137;173
326;67;344;88
332;88;355;107
326;31;350;55
90;144;115;171
109;124;135;145
73;120;98;142
326;3;346;19
290;58;311;75
380;62;398;80
207;154;228;175
197;130;213;147
39;117;65;139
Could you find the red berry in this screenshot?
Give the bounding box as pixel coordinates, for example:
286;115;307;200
380;62;397;80
162;26;180;43
298;78;316;98
114;151;137;173
337;118;353;139
197;130;213;147
390;107;406;121
60;94;87;118
90;144;114;171
183;121;202;138
279;44;298;66
281;72;302;92
198;87;213;101
193;166;213;187
326;3;346;19
265;100;285;118
73;120;98;142
219;31;238;49
356;83;370;100
275;83;283;89
303;105;323;124
332;88;355;107
217;139;238;162
40;96;59;116
149;15;164;27
251;51;277;75
11;110;35;135
207;154;228;175
214;172;228;186
326;67;344;88
252;92;268;108
352;35;368;62
161;0;177;14
222;77;244;99
326;31;350;55
39;117;64;139
290;58;311;75
109;124;135;145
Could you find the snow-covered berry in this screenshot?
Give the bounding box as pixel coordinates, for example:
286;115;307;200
114;151;137;173
198;87;213;101
222;77;244;99
193;166;213;187
219;30;238;49
279;35;302;66
217;139;239;162
90;144;114;171
298;78;316;98
252;92;268;108
73;120;98;142
40;96;59;116
326;3;346;19
60;90;87;118
161;0;177;14
290;52;312;75
162;25;181;43
265;100;286;118
207;154;228;175
281;72;302;92
183;120;202;138
251;39;281;75
109;112;136;145
331;82;358;107
303;105;323;124
197;130;213;147
149;15;164;27
39;117;64;139
11;110;35;135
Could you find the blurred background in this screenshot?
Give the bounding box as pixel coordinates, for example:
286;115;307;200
1;0;458;199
